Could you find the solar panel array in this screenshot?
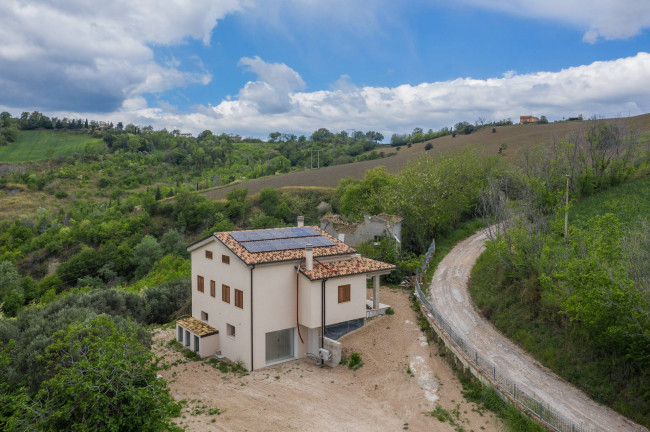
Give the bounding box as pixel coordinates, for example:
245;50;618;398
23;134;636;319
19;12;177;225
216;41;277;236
241;236;335;253
231;227;320;242
230;226;336;253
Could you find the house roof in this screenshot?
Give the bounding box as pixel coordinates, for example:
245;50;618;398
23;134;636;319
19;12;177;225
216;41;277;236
299;256;395;281
215;226;356;265
177;317;219;337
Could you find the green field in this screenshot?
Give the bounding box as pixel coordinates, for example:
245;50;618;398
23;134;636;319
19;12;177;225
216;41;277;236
0;130;102;162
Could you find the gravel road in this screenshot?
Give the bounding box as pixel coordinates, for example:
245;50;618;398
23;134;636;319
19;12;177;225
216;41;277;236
427;230;647;432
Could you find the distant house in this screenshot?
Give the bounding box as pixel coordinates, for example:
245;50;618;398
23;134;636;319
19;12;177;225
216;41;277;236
178;220;395;371
320;214;403;247
520;116;539;124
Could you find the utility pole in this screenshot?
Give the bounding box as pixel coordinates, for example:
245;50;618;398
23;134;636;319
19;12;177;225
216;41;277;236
564;174;571;240
317;150;320;169
310;149;313;169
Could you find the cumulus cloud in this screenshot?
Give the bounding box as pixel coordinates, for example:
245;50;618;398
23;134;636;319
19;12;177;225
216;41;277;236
235;56;306;114
113;53;650;138
0;0;245;112
450;0;650;43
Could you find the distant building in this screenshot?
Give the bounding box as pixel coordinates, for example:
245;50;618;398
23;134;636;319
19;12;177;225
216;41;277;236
520;116;539;124
320;213;403;247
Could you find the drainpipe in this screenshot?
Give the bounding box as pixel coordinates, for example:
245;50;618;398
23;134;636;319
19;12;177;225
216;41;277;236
250;264;255;371
321;277;328;352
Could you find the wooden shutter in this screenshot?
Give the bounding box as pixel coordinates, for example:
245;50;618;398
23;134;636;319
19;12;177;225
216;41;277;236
235;289;243;309
210;280;216;297
197;275;204;293
338;284;350;303
222;255;230;264
222;284;230;303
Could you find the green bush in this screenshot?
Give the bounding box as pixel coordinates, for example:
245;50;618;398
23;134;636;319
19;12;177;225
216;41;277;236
142;278;190;324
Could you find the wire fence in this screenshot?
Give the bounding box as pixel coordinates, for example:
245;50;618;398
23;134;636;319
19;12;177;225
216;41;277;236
414;237;592;432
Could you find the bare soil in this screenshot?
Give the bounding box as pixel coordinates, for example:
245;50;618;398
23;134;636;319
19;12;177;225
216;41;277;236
428;230;648;432
153;287;505;432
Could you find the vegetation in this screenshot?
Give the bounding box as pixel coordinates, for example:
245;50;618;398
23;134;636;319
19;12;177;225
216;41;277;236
470;120;650;427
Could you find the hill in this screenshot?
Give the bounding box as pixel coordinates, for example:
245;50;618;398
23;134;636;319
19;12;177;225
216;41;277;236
0;130;103;162
202;113;650;200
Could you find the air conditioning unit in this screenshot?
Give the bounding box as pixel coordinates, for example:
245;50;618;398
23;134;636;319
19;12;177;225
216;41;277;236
319;348;331;361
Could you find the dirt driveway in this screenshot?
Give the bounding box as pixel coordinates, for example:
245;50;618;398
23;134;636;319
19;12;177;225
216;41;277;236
153;288;505;431
428;230;647;432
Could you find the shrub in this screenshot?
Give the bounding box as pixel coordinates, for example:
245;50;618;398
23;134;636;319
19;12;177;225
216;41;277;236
385;307;395;315
54;190;68;199
424;143;433;150
142;278;191;324
348;352;364;370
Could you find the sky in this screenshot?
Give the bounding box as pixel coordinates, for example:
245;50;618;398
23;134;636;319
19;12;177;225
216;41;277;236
1;0;650;139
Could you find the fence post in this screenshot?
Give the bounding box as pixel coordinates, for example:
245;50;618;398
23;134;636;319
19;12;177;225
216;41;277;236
475;351;478;364
513;383;517;399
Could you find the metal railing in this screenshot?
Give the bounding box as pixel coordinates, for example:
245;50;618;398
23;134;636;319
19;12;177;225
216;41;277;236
414;238;591;432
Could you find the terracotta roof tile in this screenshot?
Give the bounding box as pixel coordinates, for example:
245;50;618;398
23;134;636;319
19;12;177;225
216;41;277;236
177;317;219;337
215;226;356;265
299;256;395;280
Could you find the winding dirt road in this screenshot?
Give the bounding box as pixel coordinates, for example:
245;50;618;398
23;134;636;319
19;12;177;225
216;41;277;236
427;230;647;432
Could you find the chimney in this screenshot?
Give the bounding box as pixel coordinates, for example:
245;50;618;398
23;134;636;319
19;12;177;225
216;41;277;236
297;216;304;227
305;244;313;271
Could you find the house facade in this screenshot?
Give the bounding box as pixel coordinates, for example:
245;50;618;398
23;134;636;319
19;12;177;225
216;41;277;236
520;115;539;124
178;224;394;371
320;213;403;247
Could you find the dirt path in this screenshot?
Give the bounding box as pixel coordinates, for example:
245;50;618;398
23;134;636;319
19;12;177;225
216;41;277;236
153;288;505;431
427;230;647;432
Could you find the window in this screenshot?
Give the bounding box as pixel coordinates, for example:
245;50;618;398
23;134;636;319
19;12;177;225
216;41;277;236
185;330;190;347
222;254;230;264
177;326;183;343
338;284;351;303
205;250;213;259
210;280;216;297
227;323;236;338
222;284;230;303
197;275;204;293
201;311;208;321
235;289;244;309
194;335;199;353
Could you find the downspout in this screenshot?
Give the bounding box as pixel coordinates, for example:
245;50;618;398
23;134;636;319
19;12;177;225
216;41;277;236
295;258;305;344
321;278;328;351
250;264;255;371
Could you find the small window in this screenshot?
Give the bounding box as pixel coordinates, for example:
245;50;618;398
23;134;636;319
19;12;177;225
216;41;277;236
185;330;190;347
197;275;204;293
222;284;230;303
222;255;230;264
194;335;199;353
227;323;236;338
177;326;183;343
205;250;213;259
201;311;208;321
210;280;216;297
338;284;351;303
235;289;243;309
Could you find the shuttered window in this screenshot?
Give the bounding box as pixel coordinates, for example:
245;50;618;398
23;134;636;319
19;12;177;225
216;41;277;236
222;255;230;264
235;289;244;309
197;275;204;293
205;250;213;259
338;284;350;303
222;284;230;303
210;280;216;297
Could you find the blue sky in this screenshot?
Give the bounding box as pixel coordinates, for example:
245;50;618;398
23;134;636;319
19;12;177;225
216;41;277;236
1;1;649;138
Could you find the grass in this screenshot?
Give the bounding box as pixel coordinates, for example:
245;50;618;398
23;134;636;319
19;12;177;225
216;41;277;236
0;130;102;162
469;175;650;428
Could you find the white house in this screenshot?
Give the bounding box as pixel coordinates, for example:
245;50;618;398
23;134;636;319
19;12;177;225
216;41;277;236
177;222;395;371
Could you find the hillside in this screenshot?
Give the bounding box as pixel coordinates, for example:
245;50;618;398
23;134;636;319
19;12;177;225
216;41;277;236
0;130;103;162
202;113;650;200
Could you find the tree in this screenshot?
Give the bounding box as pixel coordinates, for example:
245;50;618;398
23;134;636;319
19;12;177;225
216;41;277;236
539;115;549;124
7;315;181;431
132;236;162;279
259;188;279;216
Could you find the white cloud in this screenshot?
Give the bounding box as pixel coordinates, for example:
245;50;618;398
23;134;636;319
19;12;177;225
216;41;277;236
111;52;650;138
0;0;246;111
449;0;650;43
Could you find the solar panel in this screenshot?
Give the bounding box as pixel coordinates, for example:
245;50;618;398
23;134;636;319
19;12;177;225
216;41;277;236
231;227;320;242
241;236;335;253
